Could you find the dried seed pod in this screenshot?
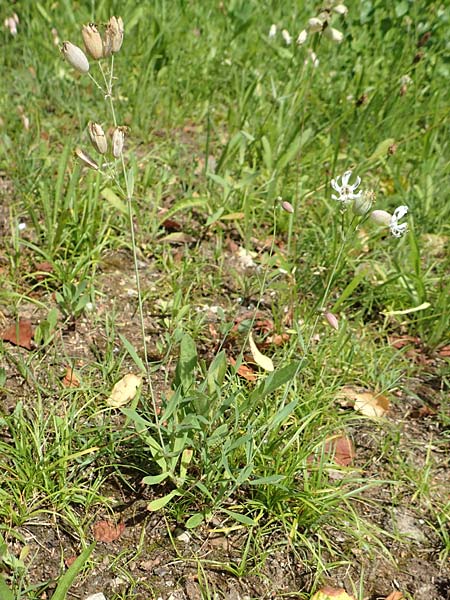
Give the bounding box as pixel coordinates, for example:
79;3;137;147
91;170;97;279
61;41;90;73
112;126;126;158
88;122;107;154
75;147;99;170
103;16;124;56
82;23;104;60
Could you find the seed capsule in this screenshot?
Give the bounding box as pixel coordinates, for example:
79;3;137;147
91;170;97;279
82;23;104;60
104;16;124;56
88;122;108;154
112;126;126;158
61;41;90;73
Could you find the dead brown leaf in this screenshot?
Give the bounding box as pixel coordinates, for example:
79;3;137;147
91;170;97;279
385;592;403;600
324;435;354;467
311;587;356;600
228;356;257;382
107;373;142;408
2;319;33;349
92;520;125;543
61;367;80;388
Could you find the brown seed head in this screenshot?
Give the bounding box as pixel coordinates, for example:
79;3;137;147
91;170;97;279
82;23;104;60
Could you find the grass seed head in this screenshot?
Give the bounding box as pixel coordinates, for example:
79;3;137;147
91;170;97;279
61;41;90;73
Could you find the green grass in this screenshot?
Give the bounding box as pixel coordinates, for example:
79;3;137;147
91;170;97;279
0;1;449;598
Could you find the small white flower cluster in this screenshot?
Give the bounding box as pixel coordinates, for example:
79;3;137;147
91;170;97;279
269;3;347;47
330;171;409;238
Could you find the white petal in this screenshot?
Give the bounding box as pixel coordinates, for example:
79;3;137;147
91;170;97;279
393;205;409;219
341;170;352;186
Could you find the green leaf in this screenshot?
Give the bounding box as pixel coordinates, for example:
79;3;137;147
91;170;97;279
206;350;227;394
367;138;395;162
185;513;204;529
158;198;208;227
51;542;95;600
147;490;181;511
0;575;14;600
174;333;198;392
250;361;300;402
221;508;257;526
249;474;285;485
101;188;128;215
142;473;169;485
119;334;146;372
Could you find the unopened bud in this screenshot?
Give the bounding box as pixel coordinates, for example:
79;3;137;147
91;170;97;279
82;23;104;60
269;24;277;39
281;29;292;45
324;27;344;43
353;190;375;216
370;210;392;226
88;122;107;154
281;200;294;214
104;16;124;56
308;18;323;32
324;311;339;331
333;4;348;16
112;126;126;158
61;41;90;73
297;29;308;45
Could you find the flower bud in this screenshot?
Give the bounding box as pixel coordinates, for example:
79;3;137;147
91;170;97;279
297;29;308;45
282;29;292;45
370;210;392;226
104;16;124;56
353;190;375;216
308;18;324;32
281;200;294;213
61;41;90;73
324;27;344;43
333;4;348;16
324;311;339;331
112;126;126;158
88;122;107;154
269;24;277;39
82;23;104;60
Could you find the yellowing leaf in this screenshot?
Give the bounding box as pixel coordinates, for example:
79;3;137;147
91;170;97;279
311;587;356;600
248;332;274;372
107;373;142;408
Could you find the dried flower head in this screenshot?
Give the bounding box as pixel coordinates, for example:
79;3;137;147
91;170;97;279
82;23;104;60
88;122;107;154
61;41;90;73
333;4;348;16
104;16;124;56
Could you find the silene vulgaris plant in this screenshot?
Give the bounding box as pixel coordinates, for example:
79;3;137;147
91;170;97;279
60;12;412;528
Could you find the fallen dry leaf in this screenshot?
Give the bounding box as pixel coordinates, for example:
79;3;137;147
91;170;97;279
385;592;403;600
92;520;125;543
61;367;80;388
337;386;390;418
107;373;142;408
324;435;354;467
249;332;274;372
438;345;450;357
228;356;258;382
311;587;356;600
2;319;33;349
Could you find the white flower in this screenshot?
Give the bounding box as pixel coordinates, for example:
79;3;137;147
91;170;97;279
331;170;362;205
282;29;292;45
269;24;277;39
333;4;348;16
389;205;409;237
